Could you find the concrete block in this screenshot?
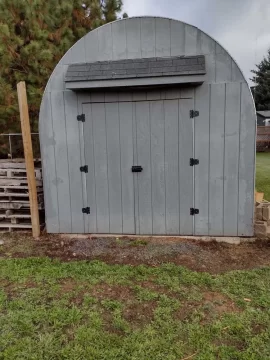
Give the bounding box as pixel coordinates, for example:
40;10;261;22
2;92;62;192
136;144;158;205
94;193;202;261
215;237;241;245
255;205;263;221
262;205;270;221
254;221;268;238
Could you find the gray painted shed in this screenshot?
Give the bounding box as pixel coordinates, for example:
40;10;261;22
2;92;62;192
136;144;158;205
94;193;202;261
39;16;256;236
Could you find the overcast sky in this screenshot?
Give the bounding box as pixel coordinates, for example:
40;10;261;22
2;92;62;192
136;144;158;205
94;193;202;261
122;0;270;85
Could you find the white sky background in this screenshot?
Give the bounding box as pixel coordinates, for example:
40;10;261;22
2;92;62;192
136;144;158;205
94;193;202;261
122;0;270;86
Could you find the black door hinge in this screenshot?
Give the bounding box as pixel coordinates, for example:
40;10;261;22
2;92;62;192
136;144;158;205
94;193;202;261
80;165;88;173
190;208;199;215
82;207;90;214
190;158;199;166
77;114;85;122
190;110;199;118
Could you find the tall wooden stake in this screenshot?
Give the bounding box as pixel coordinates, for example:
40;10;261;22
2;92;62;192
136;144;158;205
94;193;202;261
17;81;40;238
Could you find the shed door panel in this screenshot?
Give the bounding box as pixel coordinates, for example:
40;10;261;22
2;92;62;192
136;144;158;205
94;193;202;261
135;99;193;235
83;102;135;234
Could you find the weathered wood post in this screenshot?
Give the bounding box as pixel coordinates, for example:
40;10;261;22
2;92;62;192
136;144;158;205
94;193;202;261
17;81;40;238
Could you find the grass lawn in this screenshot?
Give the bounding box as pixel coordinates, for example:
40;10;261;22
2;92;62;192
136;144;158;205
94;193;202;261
0;258;269;359
256;152;270;201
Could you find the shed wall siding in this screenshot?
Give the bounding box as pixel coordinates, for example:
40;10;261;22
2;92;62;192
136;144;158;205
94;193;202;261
39;17;255;236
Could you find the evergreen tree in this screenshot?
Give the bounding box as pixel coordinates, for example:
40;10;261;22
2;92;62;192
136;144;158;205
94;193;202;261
0;0;123;144
251;49;270;110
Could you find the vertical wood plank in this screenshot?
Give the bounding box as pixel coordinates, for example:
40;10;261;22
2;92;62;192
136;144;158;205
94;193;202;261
164;88;181;99
147;90;161;101
150;100;166;234
17;82;40;238
194;84;210;235
39;93;59;233
224;83;241;236
216;44;232;83
133;102;139;234
155;18;171;57
50;91;72;233
170;20;185;56
126;17;142;59
132;91;147;102
238;83;256;236
185;25;198;55
199;32;216;83
91;92;105;103
105;103;122;233
141;18;156;58
84;30;99;62
232;60;244;82
179;98;194;235
69;37;86;64
92;103;110;233
77;92;91;233
64;91;85;233
98;23;113;61
136;101;152;234
119;102;135;234
118;92;132;102
112;20;127;60
83;102;97;233
164;100;180;234
209;84;225;236
49;64;68;92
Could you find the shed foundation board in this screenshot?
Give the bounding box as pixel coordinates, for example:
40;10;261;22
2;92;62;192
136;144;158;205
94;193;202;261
59;234;256;245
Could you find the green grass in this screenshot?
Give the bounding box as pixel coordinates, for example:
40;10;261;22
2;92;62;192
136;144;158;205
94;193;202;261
0;258;269;359
256;152;270;200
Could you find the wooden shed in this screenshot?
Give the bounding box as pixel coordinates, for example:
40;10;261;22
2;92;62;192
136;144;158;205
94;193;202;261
39;16;256;236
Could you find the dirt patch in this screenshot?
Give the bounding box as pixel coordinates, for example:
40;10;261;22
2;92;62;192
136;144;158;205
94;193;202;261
91;283;135;302
1;279;38;300
0;232;270;274
175;291;240;323
123;301;157;327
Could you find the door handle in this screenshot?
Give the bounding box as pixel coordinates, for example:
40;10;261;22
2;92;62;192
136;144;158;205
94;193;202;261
132;166;143;173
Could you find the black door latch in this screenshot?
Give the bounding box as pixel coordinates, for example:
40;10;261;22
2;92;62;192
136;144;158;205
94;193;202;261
132;166;143;173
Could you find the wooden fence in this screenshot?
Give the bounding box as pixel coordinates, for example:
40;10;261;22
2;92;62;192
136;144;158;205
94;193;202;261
257;126;270;152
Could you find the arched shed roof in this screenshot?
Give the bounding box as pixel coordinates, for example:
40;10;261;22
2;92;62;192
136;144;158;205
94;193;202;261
42;16;249;95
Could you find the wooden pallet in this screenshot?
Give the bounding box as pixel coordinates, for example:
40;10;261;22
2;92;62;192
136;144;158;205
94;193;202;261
0;200;44;210
0;159;44;231
0;208;45;232
0;178;42;186
0;185;43;193
0;168;42;180
0;159;41;168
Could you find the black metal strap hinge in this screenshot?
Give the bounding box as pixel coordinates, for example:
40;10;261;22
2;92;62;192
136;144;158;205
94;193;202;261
190;110;199;118
82;207;90;214
80;165;88;173
190;208;199;216
190;158;199;166
77;114;85;122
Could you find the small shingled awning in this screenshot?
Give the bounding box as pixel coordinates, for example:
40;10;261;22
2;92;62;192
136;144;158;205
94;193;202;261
65;55;206;90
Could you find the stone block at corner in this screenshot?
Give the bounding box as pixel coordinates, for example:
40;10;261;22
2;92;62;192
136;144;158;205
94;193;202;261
255;205;263;221
254;221;268;238
262;205;270;221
